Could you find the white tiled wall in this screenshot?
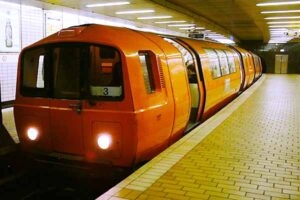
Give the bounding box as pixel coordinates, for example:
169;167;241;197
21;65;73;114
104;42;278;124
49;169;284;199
0;54;18;101
0;0;183;103
21;5;44;48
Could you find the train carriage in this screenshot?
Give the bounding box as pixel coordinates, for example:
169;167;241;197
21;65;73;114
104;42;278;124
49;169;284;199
14;24;262;171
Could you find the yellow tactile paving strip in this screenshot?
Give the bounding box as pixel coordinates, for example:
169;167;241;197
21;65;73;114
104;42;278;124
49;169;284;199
98;74;300;200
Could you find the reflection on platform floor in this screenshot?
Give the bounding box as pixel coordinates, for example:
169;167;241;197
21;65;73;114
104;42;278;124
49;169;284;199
98;75;300;200
2;108;18;143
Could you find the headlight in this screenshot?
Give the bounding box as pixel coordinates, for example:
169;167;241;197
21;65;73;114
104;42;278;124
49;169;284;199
97;134;112;150
27;127;39;141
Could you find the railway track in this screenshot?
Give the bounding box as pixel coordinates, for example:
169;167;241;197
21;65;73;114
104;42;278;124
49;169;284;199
0;149;126;200
0;121;200;200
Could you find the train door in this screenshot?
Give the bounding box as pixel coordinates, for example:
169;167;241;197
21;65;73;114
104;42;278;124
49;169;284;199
164;38;201;125
245;53;255;85
49;45;85;155
275;54;288;74
230;47;247;91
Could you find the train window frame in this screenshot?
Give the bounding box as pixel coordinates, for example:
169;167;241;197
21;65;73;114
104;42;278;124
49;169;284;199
224;50;237;74
138;51;161;94
20;42;124;101
21;47;49;97
88;45;124;101
215;49;230;76
204;48;222;79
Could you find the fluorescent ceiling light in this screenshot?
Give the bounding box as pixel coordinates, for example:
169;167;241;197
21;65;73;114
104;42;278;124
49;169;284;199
168;24;195;27
269;25;300;27
155;20;186;24
262;10;300;14
208;34;223;36
137;16;172;20
209;36;226;39
268;21;300;24
270;31;286;33
268;41;288;43
257;1;300;6
269;28;288;31
116;9;154;14
208;35;223;38
86;1;130;7
179;27;204;30
265;16;300;20
179;27;195;30
215;39;235;44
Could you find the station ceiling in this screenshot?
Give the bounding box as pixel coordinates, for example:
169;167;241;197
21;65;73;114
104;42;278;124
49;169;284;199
37;0;300;43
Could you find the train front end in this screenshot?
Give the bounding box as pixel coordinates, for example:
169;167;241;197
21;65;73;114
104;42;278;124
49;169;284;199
14;25;137;171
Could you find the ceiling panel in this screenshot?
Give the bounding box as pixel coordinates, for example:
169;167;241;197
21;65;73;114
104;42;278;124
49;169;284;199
33;0;300;43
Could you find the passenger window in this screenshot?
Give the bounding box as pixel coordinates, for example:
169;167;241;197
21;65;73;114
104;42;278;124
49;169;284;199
204;49;222;79
216;50;230;75
21;47;48;97
164;38;197;83
139;51;155;93
89;46;123;98
224;51;237;73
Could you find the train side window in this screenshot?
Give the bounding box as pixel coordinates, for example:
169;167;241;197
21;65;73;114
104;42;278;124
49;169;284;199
139;51;156;93
216;50;230;76
21;47;48;97
204;49;222;79
224;51;236;73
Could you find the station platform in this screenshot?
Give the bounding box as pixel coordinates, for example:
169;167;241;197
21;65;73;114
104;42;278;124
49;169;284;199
98;74;300;200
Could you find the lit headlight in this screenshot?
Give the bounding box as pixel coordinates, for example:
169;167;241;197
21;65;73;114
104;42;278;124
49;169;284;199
27;127;39;141
97;134;112;150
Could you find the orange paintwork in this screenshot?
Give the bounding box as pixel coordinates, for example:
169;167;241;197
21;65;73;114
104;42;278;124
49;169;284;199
232;46;256;89
250;53;263;80
180;39;242;120
14;24;262;169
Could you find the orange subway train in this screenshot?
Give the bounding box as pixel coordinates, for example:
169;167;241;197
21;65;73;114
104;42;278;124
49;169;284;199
14;24;262;172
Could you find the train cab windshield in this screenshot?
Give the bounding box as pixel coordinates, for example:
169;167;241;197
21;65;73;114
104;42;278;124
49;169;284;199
21;43;123;101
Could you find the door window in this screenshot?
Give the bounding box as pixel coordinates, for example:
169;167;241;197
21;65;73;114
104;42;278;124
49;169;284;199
53;47;81;99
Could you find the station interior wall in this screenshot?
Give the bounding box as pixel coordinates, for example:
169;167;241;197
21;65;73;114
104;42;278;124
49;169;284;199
240;40;300;74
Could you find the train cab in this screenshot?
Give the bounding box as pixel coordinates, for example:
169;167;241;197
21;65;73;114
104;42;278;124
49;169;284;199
14;24;191;168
